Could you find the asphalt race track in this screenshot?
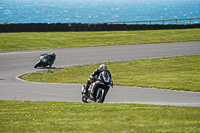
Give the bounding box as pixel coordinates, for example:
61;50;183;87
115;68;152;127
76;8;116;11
0;42;200;107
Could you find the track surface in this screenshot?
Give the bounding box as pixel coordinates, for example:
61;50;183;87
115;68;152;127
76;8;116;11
0;42;200;106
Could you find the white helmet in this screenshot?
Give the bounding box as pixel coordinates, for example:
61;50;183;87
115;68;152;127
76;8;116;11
99;64;107;71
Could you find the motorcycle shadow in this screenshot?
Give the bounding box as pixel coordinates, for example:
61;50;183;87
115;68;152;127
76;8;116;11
35;67;58;70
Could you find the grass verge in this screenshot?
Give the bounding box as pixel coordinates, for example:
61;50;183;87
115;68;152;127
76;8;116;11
0;100;200;133
0;28;200;51
21;55;200;92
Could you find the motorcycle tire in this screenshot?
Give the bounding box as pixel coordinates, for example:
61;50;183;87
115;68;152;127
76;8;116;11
81;85;88;103
47;61;51;68
82;95;88;103
96;89;106;103
34;61;42;68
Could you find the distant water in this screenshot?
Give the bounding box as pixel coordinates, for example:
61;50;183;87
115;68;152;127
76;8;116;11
0;0;200;24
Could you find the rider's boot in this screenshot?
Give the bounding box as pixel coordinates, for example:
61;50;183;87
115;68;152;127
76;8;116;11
85;85;89;93
84;80;91;93
82;82;90;96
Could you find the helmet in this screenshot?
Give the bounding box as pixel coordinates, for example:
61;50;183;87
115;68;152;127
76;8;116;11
99;64;107;71
50;53;56;57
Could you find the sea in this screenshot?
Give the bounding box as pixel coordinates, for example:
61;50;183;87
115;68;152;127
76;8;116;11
0;0;200;24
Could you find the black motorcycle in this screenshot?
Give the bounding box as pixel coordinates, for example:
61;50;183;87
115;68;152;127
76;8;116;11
81;71;113;103
34;54;55;68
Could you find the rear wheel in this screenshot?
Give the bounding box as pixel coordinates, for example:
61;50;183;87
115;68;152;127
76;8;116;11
81;85;89;103
82;95;88;103
47;61;51;68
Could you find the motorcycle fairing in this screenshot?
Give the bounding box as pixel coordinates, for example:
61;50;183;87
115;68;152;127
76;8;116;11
40;54;50;63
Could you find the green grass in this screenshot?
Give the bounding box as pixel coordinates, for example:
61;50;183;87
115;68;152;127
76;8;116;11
22;55;200;92
0;28;200;51
0;100;199;133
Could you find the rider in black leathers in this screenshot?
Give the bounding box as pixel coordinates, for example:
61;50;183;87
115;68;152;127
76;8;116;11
84;64;112;100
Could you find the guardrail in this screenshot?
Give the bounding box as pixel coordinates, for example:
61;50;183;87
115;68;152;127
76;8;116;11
107;18;200;25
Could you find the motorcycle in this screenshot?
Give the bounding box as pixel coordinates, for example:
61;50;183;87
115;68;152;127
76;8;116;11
34;54;55;68
81;70;113;103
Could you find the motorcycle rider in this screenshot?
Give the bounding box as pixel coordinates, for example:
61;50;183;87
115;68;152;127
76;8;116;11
41;53;56;66
49;53;56;65
84;64;112;101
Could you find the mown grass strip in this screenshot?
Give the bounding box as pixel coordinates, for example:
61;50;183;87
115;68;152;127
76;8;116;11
0;100;199;133
21;55;200;92
0;28;200;51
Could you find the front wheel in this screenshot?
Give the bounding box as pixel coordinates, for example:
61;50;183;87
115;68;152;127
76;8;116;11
34;61;42;68
96;89;107;103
